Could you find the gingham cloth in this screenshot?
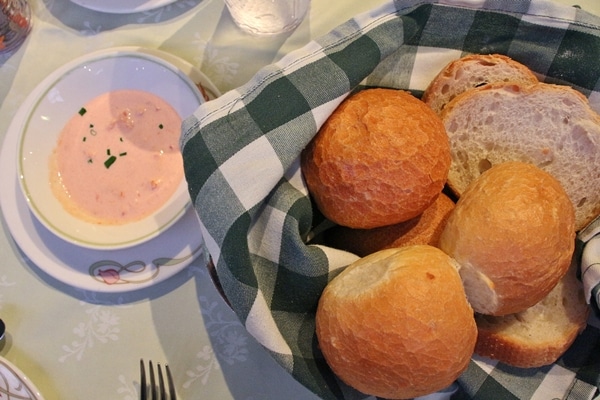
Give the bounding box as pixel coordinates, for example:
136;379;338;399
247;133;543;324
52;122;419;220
181;0;600;398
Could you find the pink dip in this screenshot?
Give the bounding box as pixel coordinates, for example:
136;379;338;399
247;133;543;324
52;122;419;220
50;89;184;225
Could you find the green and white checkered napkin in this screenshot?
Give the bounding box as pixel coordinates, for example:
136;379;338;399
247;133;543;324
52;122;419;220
181;0;600;398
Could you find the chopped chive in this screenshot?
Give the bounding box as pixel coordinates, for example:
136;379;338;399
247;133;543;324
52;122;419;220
104;155;117;169
119;152;127;157
79;107;87;116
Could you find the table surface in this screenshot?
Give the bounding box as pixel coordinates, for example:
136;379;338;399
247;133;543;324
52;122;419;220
1;0;599;399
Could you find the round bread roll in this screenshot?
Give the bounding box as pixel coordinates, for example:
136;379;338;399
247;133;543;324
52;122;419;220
301;88;451;229
316;245;477;399
439;161;576;316
325;192;455;257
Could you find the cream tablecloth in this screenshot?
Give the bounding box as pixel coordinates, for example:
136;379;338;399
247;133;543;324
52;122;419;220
1;0;599;399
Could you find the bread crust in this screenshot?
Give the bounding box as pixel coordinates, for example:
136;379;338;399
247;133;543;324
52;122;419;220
422;53;538;115
439;162;576;316
474;260;589;368
441;81;600;231
301;88;450;229
316;246;477;399
325;192;455;257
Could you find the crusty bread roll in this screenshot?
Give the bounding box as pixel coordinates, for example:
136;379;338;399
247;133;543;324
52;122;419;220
422;53;538;115
439;162;576;316
316;245;477;399
301;88;450;229
441;81;600;231
324;192;455;257
475;258;589;368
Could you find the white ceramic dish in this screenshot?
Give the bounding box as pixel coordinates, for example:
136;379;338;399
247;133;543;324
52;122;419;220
0;356;44;400
0;47;220;293
17;48;203;250
69;0;179;14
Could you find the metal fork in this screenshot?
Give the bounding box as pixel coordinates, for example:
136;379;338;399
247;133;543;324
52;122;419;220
139;359;176;400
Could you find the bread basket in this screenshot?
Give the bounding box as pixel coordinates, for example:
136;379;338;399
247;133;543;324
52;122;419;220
181;1;600;398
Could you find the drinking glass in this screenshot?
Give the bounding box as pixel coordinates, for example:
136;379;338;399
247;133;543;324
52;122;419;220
224;0;310;36
0;0;31;54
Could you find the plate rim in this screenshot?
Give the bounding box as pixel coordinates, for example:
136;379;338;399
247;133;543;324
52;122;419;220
0;355;44;400
68;0;179;14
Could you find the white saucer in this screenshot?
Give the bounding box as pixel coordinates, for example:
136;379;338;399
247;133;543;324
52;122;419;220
69;0;179;14
0;47;220;293
0;356;44;400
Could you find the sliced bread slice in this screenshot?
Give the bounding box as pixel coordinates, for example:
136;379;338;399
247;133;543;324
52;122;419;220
422;54;538;115
441;82;600;231
474;259;589;368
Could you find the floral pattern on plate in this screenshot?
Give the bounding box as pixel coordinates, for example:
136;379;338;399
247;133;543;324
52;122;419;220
89;246;202;285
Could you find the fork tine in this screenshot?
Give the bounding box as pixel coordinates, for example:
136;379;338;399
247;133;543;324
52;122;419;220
157;364;166;400
140;359;175;400
149;361;157;400
140;359;147;400
166;364;176;400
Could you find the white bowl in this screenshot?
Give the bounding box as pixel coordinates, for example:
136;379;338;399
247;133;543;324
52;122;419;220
17;48;204;250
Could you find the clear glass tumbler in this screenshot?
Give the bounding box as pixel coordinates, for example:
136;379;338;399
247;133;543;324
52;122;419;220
224;0;310;36
0;0;31;54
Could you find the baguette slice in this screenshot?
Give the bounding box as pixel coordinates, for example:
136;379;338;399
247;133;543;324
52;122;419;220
422;54;538;115
474;260;589;368
441;82;600;231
